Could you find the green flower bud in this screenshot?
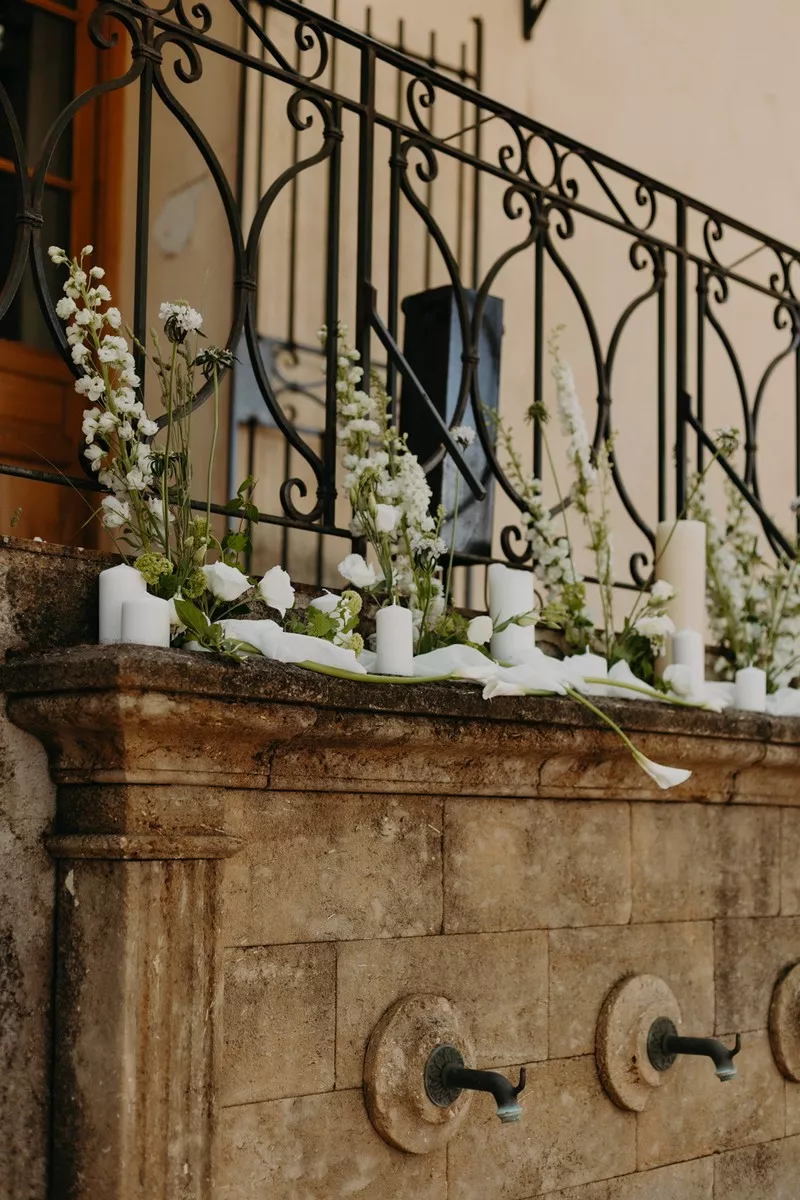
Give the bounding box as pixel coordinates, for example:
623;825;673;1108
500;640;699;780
135;553;173;587
183;567;208;600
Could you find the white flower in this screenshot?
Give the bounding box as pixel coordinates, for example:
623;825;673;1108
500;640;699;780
138;417;159;438
663;663;694;698
117;421;135;440
309;590;340;615
202;561;252;602
258;565;295;616
338;553;381;589
168;595;186;631
791;496;800;514
482;677;529;699
56;296;76;319
80;245;93;256
105;307;122;329
125;466;151;492
158;301;203;335
84;444;105;470
634;614;675;639
48;245;67;263
96;411;118;435
632;750;692;791
650;579;675;602
451;425;475;449
466;615;493;645
101;495;130;528
74;308;91;327
374;504;399;534
89;266;105;278
71;343;90;365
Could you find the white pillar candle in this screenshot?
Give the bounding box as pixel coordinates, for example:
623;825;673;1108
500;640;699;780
375;604;414;676
487;563;536;662
655;520;706;639
670;629;705;692
99;563;147;644
120;593;171;648
735;666;767;713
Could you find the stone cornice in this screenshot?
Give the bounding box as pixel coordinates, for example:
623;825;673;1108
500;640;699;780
4;644;800;803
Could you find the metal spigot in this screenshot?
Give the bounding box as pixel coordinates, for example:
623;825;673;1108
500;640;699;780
424;1044;527;1122
647;1018;742;1081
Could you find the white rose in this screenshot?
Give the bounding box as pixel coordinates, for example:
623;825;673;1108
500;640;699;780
466;615;493;646
309;590;340;615
338;553;381;590
258;565;295;617
374;504;399;534
634;614;675;639
202;561;252;602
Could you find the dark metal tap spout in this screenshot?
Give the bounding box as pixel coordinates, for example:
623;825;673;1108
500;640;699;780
424;1045;527;1122
648;1018;742;1081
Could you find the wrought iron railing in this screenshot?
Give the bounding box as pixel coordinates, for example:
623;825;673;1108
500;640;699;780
2;0;799;592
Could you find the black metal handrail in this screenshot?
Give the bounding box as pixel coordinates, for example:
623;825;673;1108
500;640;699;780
1;0;799;585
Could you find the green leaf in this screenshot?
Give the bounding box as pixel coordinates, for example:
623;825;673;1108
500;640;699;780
173;598;209;637
304;606;338;641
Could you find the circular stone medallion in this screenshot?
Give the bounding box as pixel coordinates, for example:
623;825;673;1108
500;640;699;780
595;974;682;1112
363;993;475;1154
769;963;800;1081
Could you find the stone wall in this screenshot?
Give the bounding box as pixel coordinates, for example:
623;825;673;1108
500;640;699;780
3;538;800;1198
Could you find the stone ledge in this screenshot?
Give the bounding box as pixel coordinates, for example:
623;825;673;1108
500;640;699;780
3;645;800;802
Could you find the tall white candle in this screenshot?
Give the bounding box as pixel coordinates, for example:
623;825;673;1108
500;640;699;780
655;520;706;638
671;629;705;692
735;666;767;713
120;593;171;648
99;563;147;644
488;563;536;662
375;604;414;676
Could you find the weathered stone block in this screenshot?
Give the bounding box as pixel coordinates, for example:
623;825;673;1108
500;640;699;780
335;931;547;1089
544;1157;713;1199
781;809;800;914
636;1030;784;1169
715;917;800;1036
446;1056;636;1199
215;1089;446;1198
222;792;443;946
713;1135;800;1198
220;944;335;1106
631;804;780;922
444;798;630;933
549;921;713;1058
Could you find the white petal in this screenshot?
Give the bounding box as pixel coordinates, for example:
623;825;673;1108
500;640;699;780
632;750;692;790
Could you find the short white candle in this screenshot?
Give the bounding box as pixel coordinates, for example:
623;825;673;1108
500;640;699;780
375;604;414;676
735;666;767;713
488;564;536;662
99;563;147;644
655;520;706;638
487;563;535;624
671;629;705;692
120;593;171;648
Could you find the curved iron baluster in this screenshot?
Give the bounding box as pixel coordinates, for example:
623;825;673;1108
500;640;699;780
149;27;247;424
602;240;665;566
406;76;437;136
242;89;340;522
556;150;657;233
748;302;800;530
0;83;32;326
703;268;756;482
25;4;145;373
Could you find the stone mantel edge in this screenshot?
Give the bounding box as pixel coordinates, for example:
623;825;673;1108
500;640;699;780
4;643;800;805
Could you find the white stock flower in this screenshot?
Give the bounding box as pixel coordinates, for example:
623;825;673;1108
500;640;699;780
650;579;675;602
374;503;399;534
105;307;122;329
56;296;77;319
101;495;130;529
634;614;675;639
466;615;493;646
84;444;105;470
202;561;252;602
48;245;68;264
158;301;203;336
632;750;692;791
338;553;381;589
451;425;475;449
258;565;295;617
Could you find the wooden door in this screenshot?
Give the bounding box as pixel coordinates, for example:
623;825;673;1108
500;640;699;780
0;0;123;545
